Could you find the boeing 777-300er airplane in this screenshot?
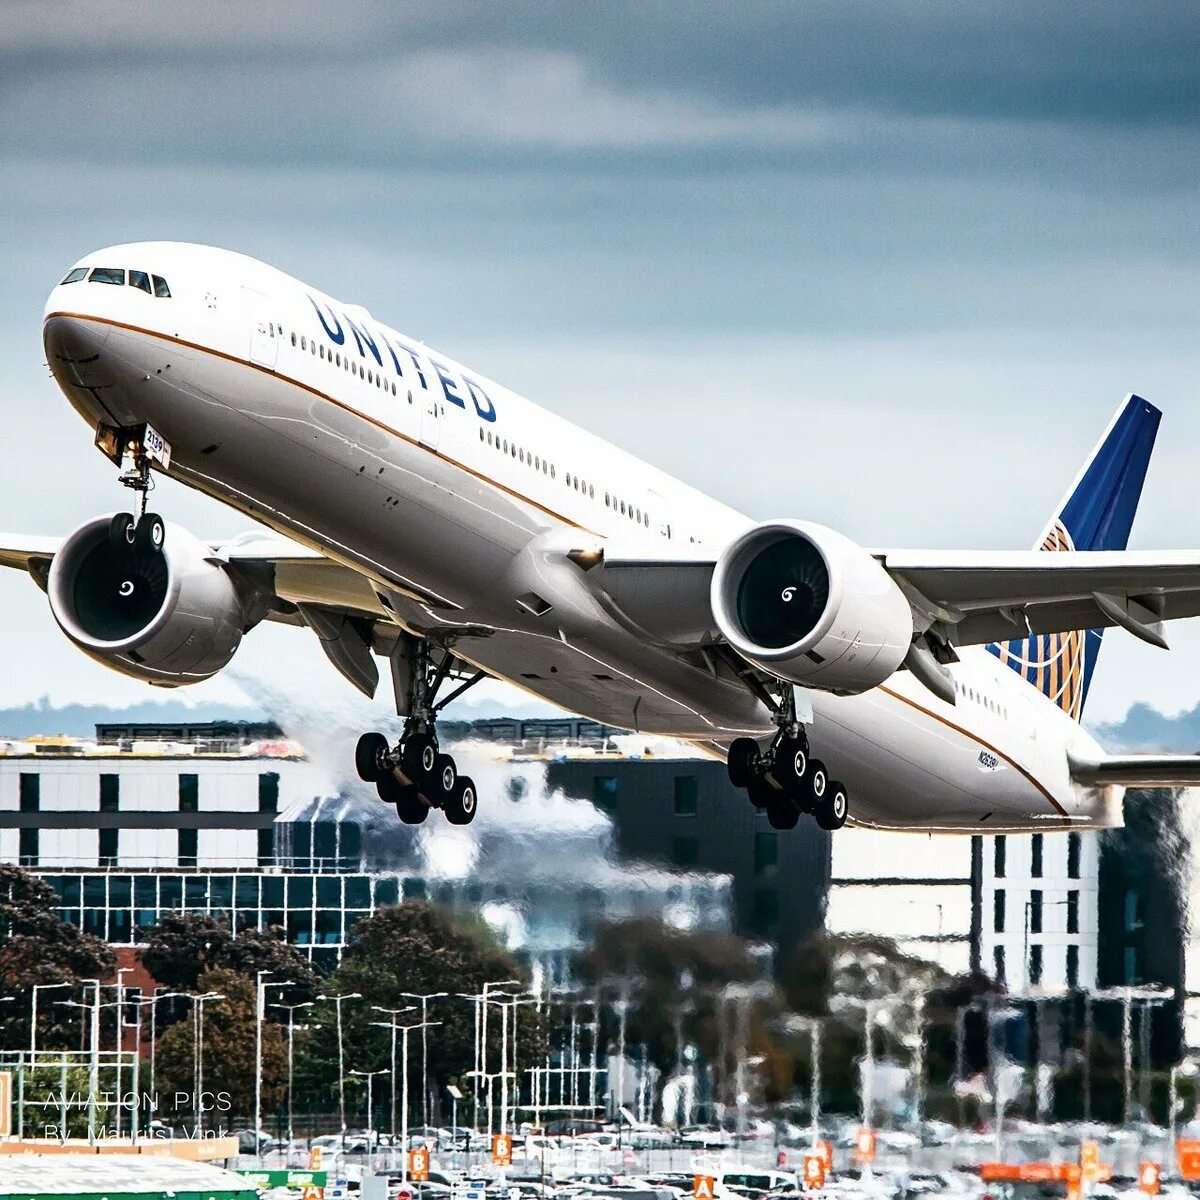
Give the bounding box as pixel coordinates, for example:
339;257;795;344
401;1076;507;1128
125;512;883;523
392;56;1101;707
6;241;1200;836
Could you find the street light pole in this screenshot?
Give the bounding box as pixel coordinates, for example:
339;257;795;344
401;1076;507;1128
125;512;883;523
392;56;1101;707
349;1069;391;1157
255;976;295;1160
318;991;362;1152
278;1001;313;1155
371;1006;416;1146
373;1020;441;1185
192;991;225;1137
400;991;447;1128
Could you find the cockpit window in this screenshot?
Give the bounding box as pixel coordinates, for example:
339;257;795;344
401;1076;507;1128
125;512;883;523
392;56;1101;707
88;267;125;285
152;275;171;298
129;270;152;294
61;267;88;284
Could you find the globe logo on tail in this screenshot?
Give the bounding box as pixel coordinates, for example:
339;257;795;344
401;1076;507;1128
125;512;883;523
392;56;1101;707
992;520;1087;721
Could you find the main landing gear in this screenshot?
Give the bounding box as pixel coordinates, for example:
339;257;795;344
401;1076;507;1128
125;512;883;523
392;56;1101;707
355;638;484;827
727;695;849;832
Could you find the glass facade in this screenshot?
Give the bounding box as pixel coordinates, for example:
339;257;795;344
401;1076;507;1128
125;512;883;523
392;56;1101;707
34;865;732;979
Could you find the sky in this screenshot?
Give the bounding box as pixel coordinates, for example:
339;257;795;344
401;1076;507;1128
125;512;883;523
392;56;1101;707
0;2;1197;725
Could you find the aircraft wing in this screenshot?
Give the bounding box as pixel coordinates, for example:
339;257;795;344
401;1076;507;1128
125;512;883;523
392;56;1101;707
879;548;1200;648
597;545;1200;652
0;534;60;573
0;529;401;697
1068;750;1200;787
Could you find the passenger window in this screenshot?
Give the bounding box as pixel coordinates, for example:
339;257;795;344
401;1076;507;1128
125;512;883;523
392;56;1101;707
550;466;555;479
61;267;88;284
151;275;171;298
291;332;297;347
89;267;125;285
129;270;152;294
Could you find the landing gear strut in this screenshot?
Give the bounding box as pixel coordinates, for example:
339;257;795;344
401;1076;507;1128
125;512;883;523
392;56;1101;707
355;638;484;826
726;688;849;832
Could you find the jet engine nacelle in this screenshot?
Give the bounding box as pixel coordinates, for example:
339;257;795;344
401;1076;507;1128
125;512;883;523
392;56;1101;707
711;520;913;694
48;515;246;686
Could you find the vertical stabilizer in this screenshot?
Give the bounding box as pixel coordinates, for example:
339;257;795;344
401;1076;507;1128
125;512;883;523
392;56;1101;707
987;394;1160;720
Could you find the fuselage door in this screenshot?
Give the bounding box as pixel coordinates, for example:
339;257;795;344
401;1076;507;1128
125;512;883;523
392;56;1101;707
250;315;279;370
419;391;442;450
243;287;278;370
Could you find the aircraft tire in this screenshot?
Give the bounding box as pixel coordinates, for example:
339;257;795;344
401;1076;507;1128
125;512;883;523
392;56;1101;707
378;773;428;824
431;753;457;804
355;731;389;783
136;512;165;553
746;776;773;809
402;733;438;784
108;513;136;549
814;780;849;831
766;794;800;830
771;735;808;792
445;776;478;826
727;738;761;788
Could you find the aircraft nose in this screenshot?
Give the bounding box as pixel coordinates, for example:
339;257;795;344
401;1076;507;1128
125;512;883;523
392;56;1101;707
44;313;111;390
44;311;109;360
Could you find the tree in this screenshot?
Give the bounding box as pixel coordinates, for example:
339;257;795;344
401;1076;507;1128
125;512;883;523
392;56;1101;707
154;966;288;1127
578;917;763;1077
295;902;544;1122
0;865;114;1051
141;912;317;1002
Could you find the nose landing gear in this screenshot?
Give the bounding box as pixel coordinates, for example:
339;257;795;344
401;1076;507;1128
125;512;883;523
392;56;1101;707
355;637;485;826
727;691;849;831
106;426;168;555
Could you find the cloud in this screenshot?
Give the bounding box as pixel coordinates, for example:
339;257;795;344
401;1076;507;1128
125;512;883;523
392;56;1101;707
388;49;833;151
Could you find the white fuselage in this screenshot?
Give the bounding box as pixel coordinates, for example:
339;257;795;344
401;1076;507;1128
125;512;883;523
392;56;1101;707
41;242;1118;833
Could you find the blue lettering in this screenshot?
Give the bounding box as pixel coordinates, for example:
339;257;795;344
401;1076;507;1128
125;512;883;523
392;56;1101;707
394;340;428;389
309;296;345;345
382;337;405;378
432;359;467;409
465;377;497;423
345;315;383;367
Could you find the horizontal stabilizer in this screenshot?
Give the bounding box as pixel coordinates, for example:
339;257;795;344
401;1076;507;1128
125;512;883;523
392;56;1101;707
1069;750;1200;788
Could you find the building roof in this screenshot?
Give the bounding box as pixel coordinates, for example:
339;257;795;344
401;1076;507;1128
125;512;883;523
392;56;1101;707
0;1153;257;1199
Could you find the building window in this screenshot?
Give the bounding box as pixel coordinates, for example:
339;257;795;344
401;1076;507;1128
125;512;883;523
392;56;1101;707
1067;890;1079;935
18;827;38;867
1067;832;1081;879
178;774;198;812
592;775;619;813
1067;944;1079;988
1124;889;1141;932
99;774;119;813
1030;943;1043;985
1124;946;1139;984
178;828;197;868
994;945;1006;987
752;888;779;937
258;772;280;813
673;775;698;816
754;832;778;877
258;827;274;868
994;889;1006;933
1029;889;1043;934
99;827;118;867
994;835;1006;878
672;836;699;868
19;773;40;812
1031;833;1043;878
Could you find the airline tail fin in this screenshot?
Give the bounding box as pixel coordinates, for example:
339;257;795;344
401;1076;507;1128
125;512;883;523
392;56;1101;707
987;394;1161;721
